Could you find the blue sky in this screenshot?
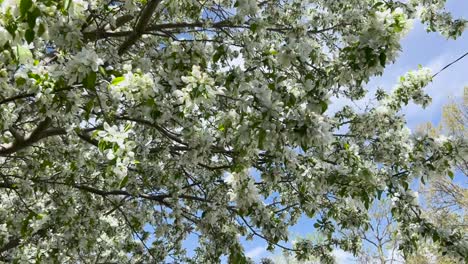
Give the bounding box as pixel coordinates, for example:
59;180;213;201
243;1;468;262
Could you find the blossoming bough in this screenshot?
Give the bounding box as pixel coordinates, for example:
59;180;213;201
0;0;466;262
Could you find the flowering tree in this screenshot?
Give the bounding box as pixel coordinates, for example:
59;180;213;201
0;0;467;262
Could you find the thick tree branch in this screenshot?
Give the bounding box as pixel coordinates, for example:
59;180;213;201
0;237;21;255
85;19;343;43
0;120;100;156
0;182;15;189
0;227;49;256
0;118;62;156
113;14;135;30
118;0;162;55
1;179;208;205
68;183;210;204
0;93;35;105
0;87;73;106
76;133;99;146
146;21;343;34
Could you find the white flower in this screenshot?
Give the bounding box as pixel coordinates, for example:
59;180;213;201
66;47;104;84
375;105;388;115
105;150;115;160
1;0;19;15
0;26;11;47
112;164;128;178
434;135;448;146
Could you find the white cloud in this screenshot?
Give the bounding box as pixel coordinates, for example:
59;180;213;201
333;249;357;264
327;51;467;133
246;246;267;259
404;52;468;129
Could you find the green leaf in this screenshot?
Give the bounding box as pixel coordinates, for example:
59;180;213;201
258;129;266;149
21;211;37;236
402;181;409;190
84;72;97;90
119;175;129;189
99;66;107;76
376;189;383;200
98;140;107;152
319;100;328;113
448;170;454;180
63;0;71;11
37;23;46;37
250;23;258;33
228;245;248;264
124;123;132;132
379;52;386;67
25;28;35;43
305;209;315;218
269;49;278;55
16;45;33;64
84;100;94;119
20;0;33;17
213;52;222;63
27;7;41;28
364;47;376;67
5;20;18;37
16;77;26;86
213;45;225;63
427;163;436;171
111;76;125;85
373;2;384;9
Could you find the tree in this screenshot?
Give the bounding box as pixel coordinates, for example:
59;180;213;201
350;89;468;264
263;232;324;264
406;87;468;264
441;86;467;175
0;0;467;262
353;195;466;264
352;199;399;264
405;178;468;264
417;86;467;174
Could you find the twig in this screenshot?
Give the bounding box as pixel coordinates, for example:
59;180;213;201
432;51;468;78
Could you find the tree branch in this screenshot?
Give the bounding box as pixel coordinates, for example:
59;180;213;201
117;0;162;55
0;120;101;156
0;118;65;156
0;93;35;106
116;115;187;146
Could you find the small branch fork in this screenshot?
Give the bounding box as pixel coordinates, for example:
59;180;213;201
0;118;97;156
117;0;162;55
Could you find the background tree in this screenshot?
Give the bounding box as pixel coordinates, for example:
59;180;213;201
0;0;467;263
407;87;468;264
441;86;468;175
417;86;467;174
262;233;324;264
352;199;399;264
